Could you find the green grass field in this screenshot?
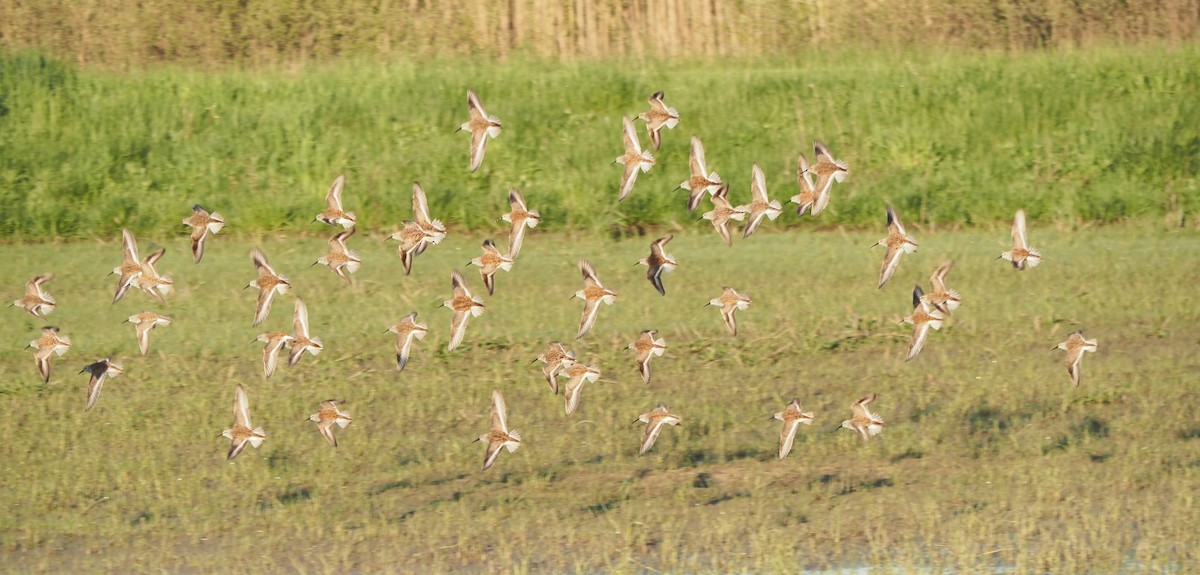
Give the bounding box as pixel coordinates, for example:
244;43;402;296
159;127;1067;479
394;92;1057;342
2;221;1197;573
2;44;1199;240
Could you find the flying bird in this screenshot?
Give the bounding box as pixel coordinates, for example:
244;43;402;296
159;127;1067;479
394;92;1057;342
637;235;677;296
126;311;172;356
111;229;143;303
314;227;362;284
246;248;291;326
388;221;440;276
636;403;682;455
708;287;752;336
873;204;918;288
443;270;485;352
629;329;667;384
774;399;814;459
308;399;352;447
904;285;945;361
182;204;225;263
222;384;266;460
559;362;601;416
11;273;56;319
738;163;783;238
255;331;294;378
287;297;324;367
469;239;513;295
477;389;521;471
461;89;502;173
1000;209;1041;270
81;358;124;411
573;260;617;339
790;153;821;217
806;140;848;211
534;342;576;394
839;393;884;441
637;91;680;150
615;116;655;201
28;325;70;383
1054;331;1098;387
502;188;540;259
386;312;429;373
135;247;173;304
702;184;748;246
920;260;961;315
680;136;723;212
314;174;356;229
411;182;447;254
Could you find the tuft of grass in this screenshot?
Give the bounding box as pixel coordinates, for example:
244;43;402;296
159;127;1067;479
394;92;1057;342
0;223;1197;573
1;46;1199;240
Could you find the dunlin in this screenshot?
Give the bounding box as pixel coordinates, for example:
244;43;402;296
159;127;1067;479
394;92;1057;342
1000;209;1041;270
615;116;655;201
111;229;143;303
637;235;677;296
222;384;266;460
126;311;172;356
386;312;428;373
461;89;502;173
920;260;961;314
681;136;723;212
502;188;540;259
739;163;783;238
873;205;918;288
28;325;70;383
638;91;680;151
636;403;682;455
789;153;825;217
255;331;294;378
81;358;123;411
839;393;884;441
314;227;362;284
247;248;291;326
708;287;752;336
412;182;447;254
702;184;748;246
388;221;438;276
308;399;352;447
807;141;848;211
629;329;667;384
469;239;513;296
559;362;601;415
477;389;521;471
136;248;173;304
573;260;617;339
287;297;324;366
904;285;945;361
774;399;814;459
11;273;56;319
314;174;356;229
534;342;576;394
182;204;225;263
1054;331;1098;387
443;270;485;352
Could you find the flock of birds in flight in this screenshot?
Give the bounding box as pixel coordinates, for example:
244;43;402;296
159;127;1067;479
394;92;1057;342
12;89;1100;468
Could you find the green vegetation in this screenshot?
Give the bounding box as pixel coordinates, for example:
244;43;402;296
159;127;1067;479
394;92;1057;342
1;225;1197;573
1;45;1198;240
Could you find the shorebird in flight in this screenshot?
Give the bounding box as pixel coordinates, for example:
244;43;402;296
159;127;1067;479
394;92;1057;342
182;204;225;263
839;393;884;441
111;229;143;303
469;239;513;296
222;384;266;460
637;235;677;296
308;399;352;447
534;342;576;394
135;247;173;304
701;184;748;246
615;116;655;201
1000;209;1041;270
81;358;124;411
774;399;814;459
573;260;617;339
708;287;752;336
502;188;540;259
873;204;918;289
1054;331;1098;387
904;285;945;361
680;136;723;212
255;331;294;378
28;325;70;383
126;311;172;356
461;89;502;173
314;174;356;229
920;260;961;315
11;274;56;319
559;362;601;416
411;182;447;253
314;227;362;284
636;403;682;455
629;329;667;384
477;389;521;470
739;163;782;238
637;91;680;150
386;312;428;373
246;249;291;326
287;297;324;367
443;270;485;352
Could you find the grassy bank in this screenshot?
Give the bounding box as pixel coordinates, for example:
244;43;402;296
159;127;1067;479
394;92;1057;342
2;46;1198;240
1;224;1197;573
